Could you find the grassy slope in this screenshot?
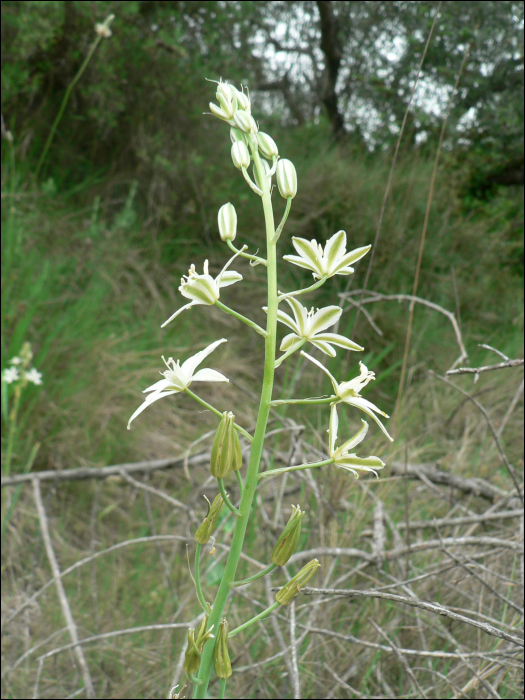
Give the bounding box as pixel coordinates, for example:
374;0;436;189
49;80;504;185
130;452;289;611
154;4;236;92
1;147;523;698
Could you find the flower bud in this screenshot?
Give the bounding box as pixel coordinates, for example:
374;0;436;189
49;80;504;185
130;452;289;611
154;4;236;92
230;127;249;146
271;504;305;566
234;88;251;113
214;618;232;679
216;83;237;120
276;159;297;199
233;109;257;135
210;412;243;478
210;102;231;123
253;159;272;192
183;616;214;676
218;203;237;242
257;132;279;159
275;559;320;605
195;494;225;544
231;141;250;170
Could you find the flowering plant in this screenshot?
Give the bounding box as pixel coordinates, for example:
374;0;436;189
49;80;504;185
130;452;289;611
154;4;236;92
128;80;392;697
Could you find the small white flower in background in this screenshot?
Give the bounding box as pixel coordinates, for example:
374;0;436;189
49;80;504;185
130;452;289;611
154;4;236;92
284;231;371;280
24;368;43;385
128;339;229;429
2;367;20;384
162;255;242;328
302;353;393;442
268;298;363;363
9;357;22;365
328;405;385;478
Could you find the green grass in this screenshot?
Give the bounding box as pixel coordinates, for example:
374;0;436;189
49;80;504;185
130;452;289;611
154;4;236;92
1;147;523;698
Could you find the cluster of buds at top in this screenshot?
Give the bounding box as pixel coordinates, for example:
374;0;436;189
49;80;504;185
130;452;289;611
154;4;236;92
209;81;252;127
183;616;215;676
210;411;243;478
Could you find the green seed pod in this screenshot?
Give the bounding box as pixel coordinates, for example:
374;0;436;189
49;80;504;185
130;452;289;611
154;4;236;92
214;618;233;679
195;494;225;544
231;141;250;170
276;159;297;199
257;132;279;159
183;616;214;676
271;504;305;566
275;559;320;605
210;412;242;478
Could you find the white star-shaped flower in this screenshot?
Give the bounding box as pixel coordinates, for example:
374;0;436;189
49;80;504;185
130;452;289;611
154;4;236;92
24;368;43;385
283;231;371;280
272;297;363;364
162;255;242;328
302;352;393;442
328;405;385;478
128;339;229;429
2;367;20;384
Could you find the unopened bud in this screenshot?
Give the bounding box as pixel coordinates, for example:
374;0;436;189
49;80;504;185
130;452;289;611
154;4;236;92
234;88;251;113
231;141;250;170
257;132;279;159
195;494;225;544
95;14;114;38
230;127;249;146
210;412;243;478
183;616;214;676
214;618;232;679
275;559;320;605
271;504;305;566
253;159;272;191
233;109;257;135
218;203;237;242
210;102;232;122
276;159;297;199
216;83;237;120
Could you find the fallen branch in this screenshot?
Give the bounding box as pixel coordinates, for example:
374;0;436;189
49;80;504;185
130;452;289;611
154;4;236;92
360;508;524;535
296;587;524;647
446;359;523;378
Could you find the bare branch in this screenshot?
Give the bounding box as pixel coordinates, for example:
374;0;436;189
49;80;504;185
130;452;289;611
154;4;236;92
446;359;523;379
296;588;524;647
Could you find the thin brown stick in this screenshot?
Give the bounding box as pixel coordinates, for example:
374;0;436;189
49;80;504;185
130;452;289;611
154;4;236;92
296;587;524;647
446;359;523;378
393;42;472;434
32;479;95;698
289;600;300;699
118;468;190;512
360;509;523;535
497;378;524;438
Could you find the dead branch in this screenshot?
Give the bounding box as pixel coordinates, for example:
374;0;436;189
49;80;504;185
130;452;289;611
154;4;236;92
296;588;524;647
360;508;524;534
32;479;95;698
446;359;523;378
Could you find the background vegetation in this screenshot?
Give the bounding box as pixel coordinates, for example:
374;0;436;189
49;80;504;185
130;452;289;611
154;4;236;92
1;1;523;698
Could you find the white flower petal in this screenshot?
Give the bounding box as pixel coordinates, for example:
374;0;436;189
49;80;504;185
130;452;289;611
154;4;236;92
276;308;300;334
329;404;339;455
286;297;308;336
180;276;218;304
191;368;229;383
161;302;198;328
180;339;228;380
280;333;304;352
324;231;346;273
308;305;342;335
127;390;177;429
313;333;364;352
218;271;243;288
309;339;337;357
282;254;317;272
338;419;369;453
292;237;322;269
301;351;339;393
344;398;393;442
331;245;371;274
143;378;173;393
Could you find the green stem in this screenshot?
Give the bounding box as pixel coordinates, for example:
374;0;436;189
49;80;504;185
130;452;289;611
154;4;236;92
274;340;306;369
184;389;253;442
218;678;227;699
194;544;211;614
273;197;292;242
217;479;242;517
34;17;113;179
230;562;276;588
215;300;267;337
278;275;328;303
228;602;281;637
270;396;335;407
3;387;21;478
226;239;267;267
234;469;244;495
259;458;334;480
193;143;278;699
